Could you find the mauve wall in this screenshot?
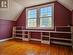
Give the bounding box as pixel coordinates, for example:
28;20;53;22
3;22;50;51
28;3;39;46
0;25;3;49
0;19;15;40
16;9;26;26
16;1;72;39
72;10;73;26
16;2;72;27
54;2;72;26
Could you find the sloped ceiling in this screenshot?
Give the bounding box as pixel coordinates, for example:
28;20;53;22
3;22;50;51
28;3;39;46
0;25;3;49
0;0;24;21
58;0;73;11
0;0;73;21
15;0;73;10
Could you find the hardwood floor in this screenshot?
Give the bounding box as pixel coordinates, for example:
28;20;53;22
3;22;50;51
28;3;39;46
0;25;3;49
0;39;72;55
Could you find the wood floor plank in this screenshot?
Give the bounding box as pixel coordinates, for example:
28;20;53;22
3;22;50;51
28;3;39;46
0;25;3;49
0;39;72;55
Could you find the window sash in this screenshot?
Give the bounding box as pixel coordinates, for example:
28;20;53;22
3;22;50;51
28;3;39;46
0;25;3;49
26;4;54;29
27;18;37;27
40;6;52;17
40;17;52;28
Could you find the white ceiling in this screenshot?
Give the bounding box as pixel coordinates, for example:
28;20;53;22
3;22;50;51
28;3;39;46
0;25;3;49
58;0;73;11
15;0;73;11
0;0;73;21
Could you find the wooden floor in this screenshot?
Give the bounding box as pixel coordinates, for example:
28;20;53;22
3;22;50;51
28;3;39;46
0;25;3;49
0;39;72;55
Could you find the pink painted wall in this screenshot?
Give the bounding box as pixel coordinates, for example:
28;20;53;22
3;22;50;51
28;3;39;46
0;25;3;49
0;19;15;40
16;1;72;39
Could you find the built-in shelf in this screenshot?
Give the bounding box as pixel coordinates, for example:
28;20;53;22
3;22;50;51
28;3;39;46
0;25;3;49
50;37;72;41
13;33;29;35
12;26;72;46
13;30;71;34
41;40;50;44
51;41;72;46
42;35;50;37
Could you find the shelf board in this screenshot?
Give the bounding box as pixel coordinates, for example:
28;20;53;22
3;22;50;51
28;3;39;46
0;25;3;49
55;26;71;27
13;33;29;35
41;40;50;44
51;41;72;46
13;30;71;34
22;38;29;41
42;35;50;37
14;30;22;31
53;31;71;34
15;37;22;39
13;33;22;35
50;37;72;41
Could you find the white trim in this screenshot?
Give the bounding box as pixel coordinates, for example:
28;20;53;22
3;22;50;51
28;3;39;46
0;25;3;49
15;37;41;41
56;26;71;27
51;41;72;46
0;38;13;42
41;40;50;44
31;38;41;41
22;38;29;41
51;37;72;41
13;30;71;34
26;3;54;29
71;26;73;48
15;37;22;39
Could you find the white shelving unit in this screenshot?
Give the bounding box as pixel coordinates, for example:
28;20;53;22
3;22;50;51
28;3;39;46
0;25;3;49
22;31;30;41
50;26;72;46
41;32;50;44
50;37;72;41
12;27;16;38
51;41;72;46
12;26;72;46
71;26;73;48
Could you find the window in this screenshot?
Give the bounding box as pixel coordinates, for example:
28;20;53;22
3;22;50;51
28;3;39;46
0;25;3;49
26;4;54;29
27;9;37;27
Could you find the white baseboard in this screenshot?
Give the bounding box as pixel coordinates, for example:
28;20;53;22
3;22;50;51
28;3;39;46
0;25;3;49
0;38;13;42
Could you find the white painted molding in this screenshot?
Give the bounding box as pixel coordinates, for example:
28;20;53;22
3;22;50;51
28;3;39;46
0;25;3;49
0;38;13;42
41;40;50;44
15;37;41;41
30;38;41;41
22;38;29;41
71;26;73;48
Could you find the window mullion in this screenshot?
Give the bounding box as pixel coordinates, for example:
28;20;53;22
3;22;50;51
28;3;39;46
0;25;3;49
37;8;40;28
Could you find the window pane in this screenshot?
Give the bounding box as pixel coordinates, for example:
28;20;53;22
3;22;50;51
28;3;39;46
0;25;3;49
40;17;52;27
26;5;53;29
28;9;37;18
28;19;37;27
40;6;52;17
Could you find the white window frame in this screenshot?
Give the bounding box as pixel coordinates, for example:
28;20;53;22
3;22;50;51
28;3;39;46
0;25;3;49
26;3;54;29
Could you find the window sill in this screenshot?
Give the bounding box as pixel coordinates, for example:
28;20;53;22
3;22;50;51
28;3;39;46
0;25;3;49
26;27;54;30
